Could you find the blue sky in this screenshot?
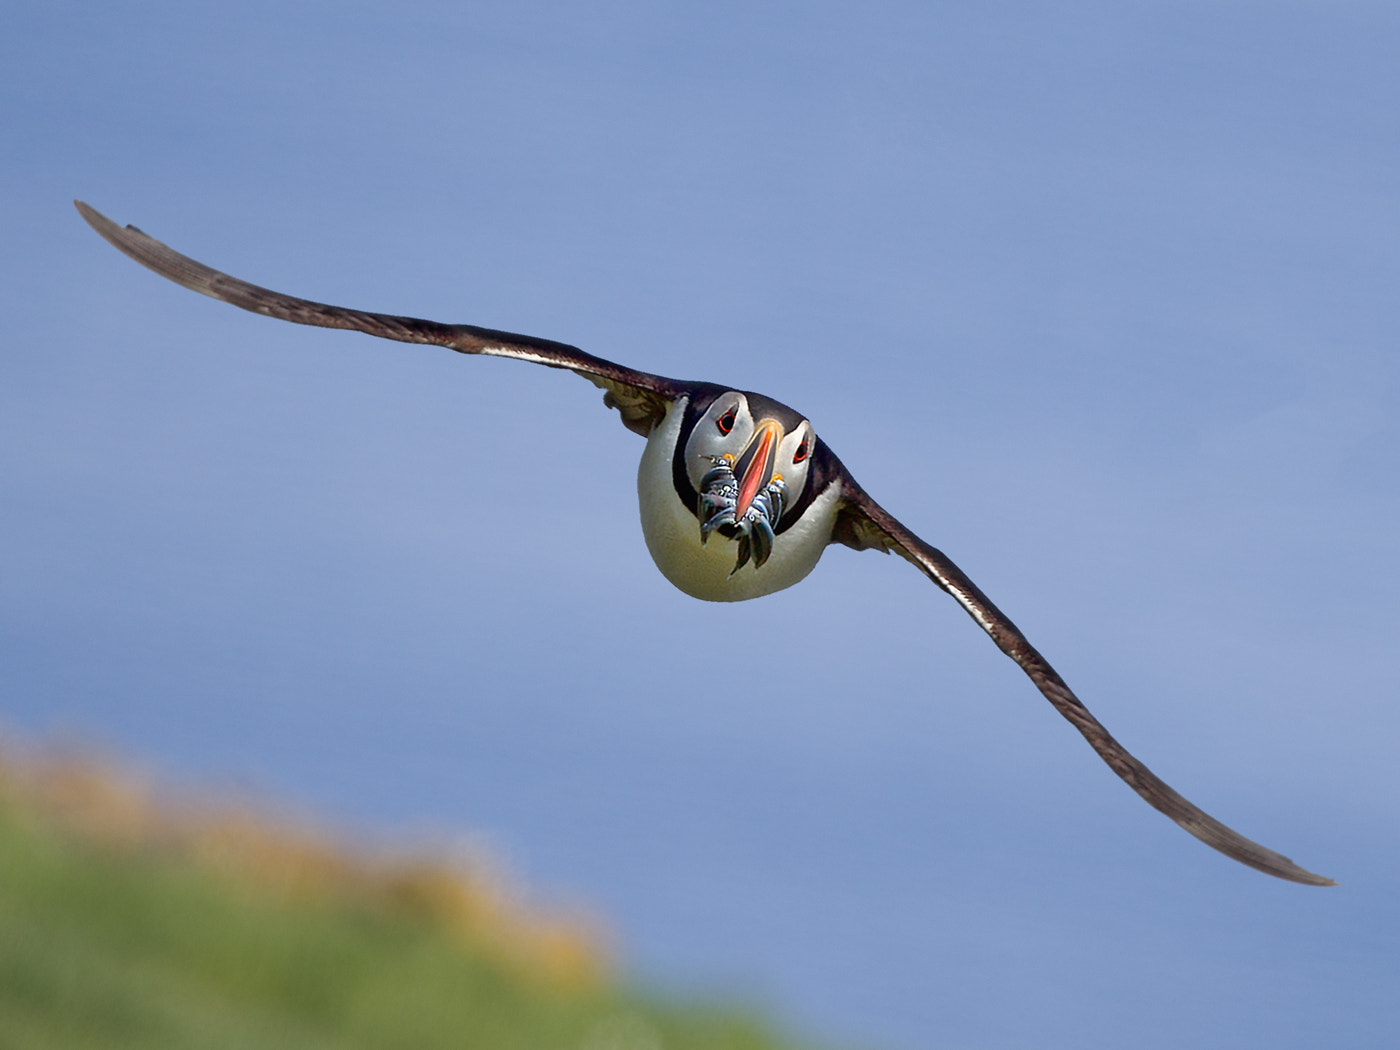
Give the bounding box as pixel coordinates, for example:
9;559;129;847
4;2;1398;1047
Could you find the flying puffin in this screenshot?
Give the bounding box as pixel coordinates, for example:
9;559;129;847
74;200;1333;887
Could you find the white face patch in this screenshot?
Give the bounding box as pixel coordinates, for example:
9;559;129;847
683;394;752;491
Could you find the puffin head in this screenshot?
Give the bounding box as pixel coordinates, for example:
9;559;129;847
682;391;815;572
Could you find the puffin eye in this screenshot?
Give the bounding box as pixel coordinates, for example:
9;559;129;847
716;406;737;435
793;438;809;464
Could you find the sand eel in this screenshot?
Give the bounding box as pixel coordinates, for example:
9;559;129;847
75;200;1334;886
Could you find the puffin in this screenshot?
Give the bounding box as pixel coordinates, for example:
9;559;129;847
74;200;1333;887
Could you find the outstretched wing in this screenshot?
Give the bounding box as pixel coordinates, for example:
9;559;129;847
75;201;683;437
831;470;1334;886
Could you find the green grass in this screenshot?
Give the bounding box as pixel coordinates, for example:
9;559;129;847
0;765;821;1050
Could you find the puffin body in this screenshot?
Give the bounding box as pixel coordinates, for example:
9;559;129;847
73;200;1334;887
639;394;843;602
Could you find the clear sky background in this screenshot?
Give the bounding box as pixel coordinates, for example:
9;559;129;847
4;3;1397;1047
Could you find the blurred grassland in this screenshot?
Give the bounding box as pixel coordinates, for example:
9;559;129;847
0;740;822;1050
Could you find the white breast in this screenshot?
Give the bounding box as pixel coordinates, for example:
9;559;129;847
636;398;842;602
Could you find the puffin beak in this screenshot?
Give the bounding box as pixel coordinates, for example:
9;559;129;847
732;419;783;520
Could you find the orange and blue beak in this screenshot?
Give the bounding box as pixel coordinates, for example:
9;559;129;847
697;419;790;573
731;419;782;520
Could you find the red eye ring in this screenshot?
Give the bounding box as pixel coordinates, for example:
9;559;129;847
716;407;737;435
793;439;809;464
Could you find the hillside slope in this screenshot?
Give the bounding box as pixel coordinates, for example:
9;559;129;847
0;746;825;1050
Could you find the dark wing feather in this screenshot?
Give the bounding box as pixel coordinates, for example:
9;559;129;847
832;471;1334;886
75;201;681;436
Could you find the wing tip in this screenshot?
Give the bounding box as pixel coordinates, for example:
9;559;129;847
1197;823;1336;886
1291;869;1337;888
74;198;99;227
74;199;130;247
1263;856;1336;887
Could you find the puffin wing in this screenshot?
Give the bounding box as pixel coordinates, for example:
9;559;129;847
75;201;682;436
831;473;1334;886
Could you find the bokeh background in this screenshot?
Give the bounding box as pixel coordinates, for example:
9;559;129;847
4;3;1397;1047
